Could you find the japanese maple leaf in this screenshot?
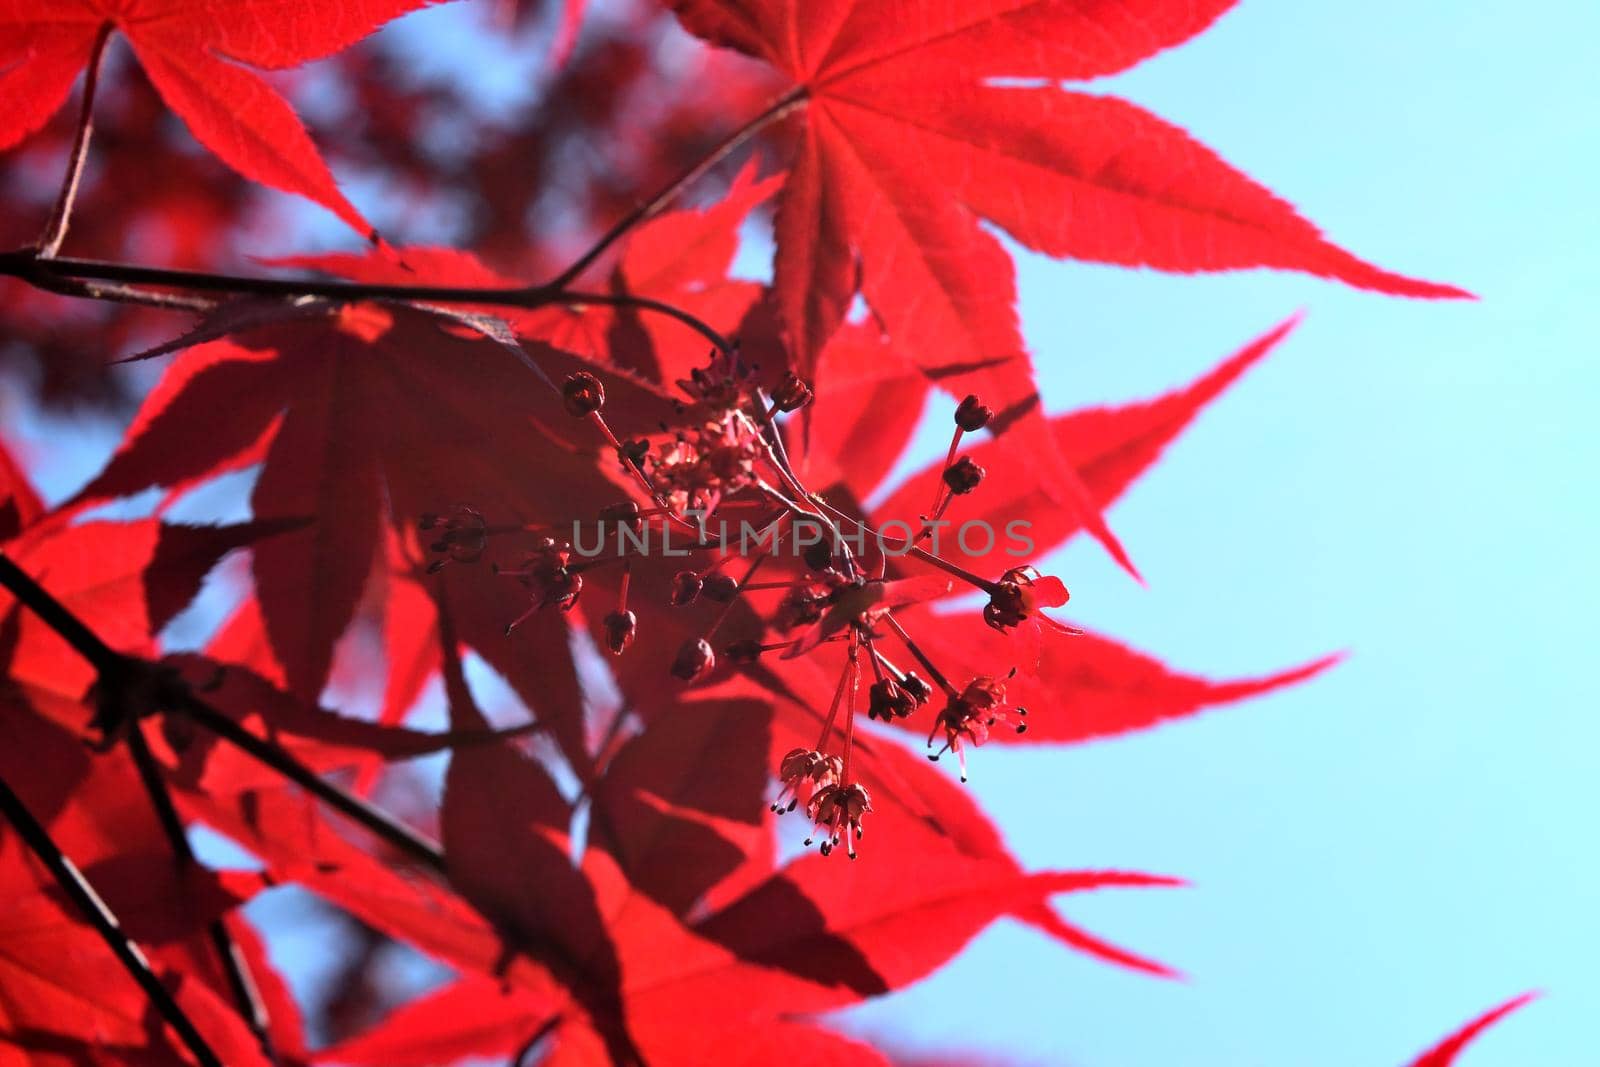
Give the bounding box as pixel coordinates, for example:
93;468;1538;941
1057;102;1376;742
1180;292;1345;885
870;314;1304;579
818;723;1183;977
669;0;1465;377
747;315;1335;760
0;515;300;725
0;689;274;1064
293;165;783;390
585;158;784;385
664;0;1463;576
0;885;270;1066
791;321;929;504
588;692;776;917
0;0;443;239
78;286;681;700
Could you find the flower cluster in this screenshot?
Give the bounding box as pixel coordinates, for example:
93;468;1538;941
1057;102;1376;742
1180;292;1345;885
929;671;1028;782
419;355;1074;856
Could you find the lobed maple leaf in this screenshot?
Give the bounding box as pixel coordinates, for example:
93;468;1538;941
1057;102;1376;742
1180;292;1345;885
668;0;1465;380
77;287;682;701
0;3;1532;1061
0;688;275;1064
657;0;1468;578
0;515;300;724
0;0;445;239
870;313;1304;578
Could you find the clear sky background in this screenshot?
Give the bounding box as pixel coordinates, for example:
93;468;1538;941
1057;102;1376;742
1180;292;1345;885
840;3;1599;1064
6;2;1595;1065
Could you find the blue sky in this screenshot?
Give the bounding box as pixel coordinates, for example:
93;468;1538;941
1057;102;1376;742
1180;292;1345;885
841;3;1598;1064
7;2;1595;1064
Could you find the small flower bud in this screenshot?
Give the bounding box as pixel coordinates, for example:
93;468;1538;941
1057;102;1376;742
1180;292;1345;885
899;671;933;706
955;394;992;432
671;637;715;681
618;438;650;469
802;540;836;574
942;455;985;495
603;610;637;655
562;371;605;417
771;371;814;412
702;573;739;602
867;678;917;722
725;638;764;664
670;570;703;606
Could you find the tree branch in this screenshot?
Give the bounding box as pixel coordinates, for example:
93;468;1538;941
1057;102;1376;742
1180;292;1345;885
0;770;224;1067
0;249;737;355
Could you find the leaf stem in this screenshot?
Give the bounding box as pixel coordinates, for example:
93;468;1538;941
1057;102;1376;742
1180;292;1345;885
542;87;808;291
37;22;114;259
0;770;224;1067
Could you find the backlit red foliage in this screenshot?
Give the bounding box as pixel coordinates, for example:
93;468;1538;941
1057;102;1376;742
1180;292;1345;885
0;1;1527;1064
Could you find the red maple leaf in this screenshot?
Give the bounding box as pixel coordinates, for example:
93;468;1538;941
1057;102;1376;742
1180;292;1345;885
669;0;1465;377
76;291;682;700
0;0;439;238
655;0;1467;578
0;2;1538;1061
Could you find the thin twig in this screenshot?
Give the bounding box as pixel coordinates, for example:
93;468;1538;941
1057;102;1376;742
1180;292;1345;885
0;771;224;1067
175;693;447;872
38;22;114;258
0;550;447;872
126;728;276;1062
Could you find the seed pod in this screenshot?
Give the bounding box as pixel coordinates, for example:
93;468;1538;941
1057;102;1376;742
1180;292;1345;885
777;585;828;630
671;637;715;681
562;371;605;417
421;504;488;571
